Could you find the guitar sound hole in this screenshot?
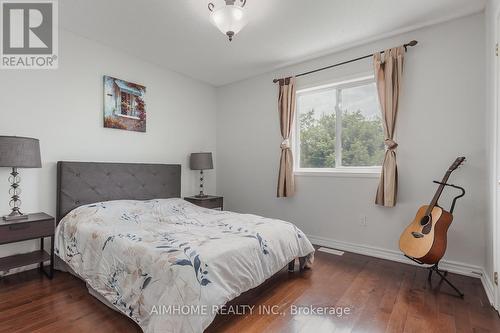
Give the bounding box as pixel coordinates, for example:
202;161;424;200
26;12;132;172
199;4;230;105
420;215;431;226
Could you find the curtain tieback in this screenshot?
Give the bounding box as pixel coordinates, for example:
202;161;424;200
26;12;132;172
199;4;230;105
280;139;291;150
384;139;398;150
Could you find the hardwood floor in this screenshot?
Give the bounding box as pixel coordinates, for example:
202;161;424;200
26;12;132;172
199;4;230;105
1;250;499;333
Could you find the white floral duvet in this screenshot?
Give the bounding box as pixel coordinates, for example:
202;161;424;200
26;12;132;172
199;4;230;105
55;198;315;333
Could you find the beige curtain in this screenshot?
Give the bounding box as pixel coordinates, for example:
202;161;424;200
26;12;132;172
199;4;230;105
277;77;296;197
374;47;404;207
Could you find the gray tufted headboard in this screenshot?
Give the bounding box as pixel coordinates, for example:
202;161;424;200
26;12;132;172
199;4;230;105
56;161;181;223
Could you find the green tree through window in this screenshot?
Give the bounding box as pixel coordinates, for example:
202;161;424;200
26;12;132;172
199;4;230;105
297;78;385;169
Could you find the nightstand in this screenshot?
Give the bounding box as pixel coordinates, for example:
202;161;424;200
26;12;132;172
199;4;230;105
184;196;223;210
0;213;55;279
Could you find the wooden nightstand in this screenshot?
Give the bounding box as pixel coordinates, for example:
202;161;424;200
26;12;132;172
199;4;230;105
0;213;55;279
184;196;224;210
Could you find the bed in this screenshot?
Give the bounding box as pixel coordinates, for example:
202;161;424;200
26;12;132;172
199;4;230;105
54;161;315;333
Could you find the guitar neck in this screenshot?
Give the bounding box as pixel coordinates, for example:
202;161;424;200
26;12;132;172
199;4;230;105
426;171;451;215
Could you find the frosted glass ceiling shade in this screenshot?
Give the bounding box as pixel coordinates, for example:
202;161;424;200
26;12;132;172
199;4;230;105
210;5;247;41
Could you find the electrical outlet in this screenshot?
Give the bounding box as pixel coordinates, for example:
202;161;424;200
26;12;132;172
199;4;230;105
360;216;367;227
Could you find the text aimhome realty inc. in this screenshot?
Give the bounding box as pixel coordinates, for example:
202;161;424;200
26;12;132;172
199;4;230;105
150;304;352;318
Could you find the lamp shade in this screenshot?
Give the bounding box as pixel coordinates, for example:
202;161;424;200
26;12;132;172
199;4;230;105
0;136;41;168
190;152;213;170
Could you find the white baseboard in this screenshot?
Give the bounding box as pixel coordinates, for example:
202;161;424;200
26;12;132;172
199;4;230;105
481;271;496;307
307;234;495;305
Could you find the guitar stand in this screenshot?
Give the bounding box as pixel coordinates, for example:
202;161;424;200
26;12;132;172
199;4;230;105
431;181;465;214
404;181;466;298
405;255;464;298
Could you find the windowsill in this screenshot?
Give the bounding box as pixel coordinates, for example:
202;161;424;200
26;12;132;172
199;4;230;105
294;168;381;178
116;114;140;120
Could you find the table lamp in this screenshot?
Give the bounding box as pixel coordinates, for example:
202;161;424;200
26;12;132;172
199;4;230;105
190;152;213;198
0;136;41;221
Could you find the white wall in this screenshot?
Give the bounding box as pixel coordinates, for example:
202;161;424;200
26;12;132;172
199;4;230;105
0;12;490;287
0;30;217;274
486;0;500;308
216;14;487;270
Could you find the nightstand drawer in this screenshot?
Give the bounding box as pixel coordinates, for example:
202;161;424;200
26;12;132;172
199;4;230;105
0;219;54;245
198;198;223;209
184;196;223;210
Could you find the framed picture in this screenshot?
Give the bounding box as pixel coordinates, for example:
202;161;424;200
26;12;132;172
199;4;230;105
103;75;146;132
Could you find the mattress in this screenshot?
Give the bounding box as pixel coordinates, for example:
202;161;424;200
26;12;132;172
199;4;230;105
55;198;315;333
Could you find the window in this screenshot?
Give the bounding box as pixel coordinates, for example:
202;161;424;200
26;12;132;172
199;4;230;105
294;76;384;174
120;92;133;115
120;92;139;118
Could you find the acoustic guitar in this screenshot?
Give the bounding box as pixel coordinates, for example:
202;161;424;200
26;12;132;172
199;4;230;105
399;157;465;264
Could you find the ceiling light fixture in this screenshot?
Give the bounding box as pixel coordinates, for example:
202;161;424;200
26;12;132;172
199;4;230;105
208;0;248;41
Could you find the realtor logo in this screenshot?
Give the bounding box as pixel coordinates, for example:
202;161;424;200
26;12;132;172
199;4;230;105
1;0;58;69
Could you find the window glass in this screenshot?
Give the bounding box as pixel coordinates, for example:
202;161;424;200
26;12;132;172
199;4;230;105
295;78;384;171
297;89;336;168
340;82;384;167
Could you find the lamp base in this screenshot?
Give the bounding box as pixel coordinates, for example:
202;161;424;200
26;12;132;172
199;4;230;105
194;194;209;198
3;168;28;222
3;211;28;221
